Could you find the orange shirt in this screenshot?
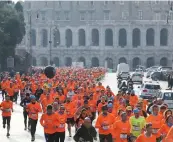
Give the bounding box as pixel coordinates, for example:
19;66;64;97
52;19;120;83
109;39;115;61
56;112;67;132
146;114;162;135
40;113;59;134
27;102;42;120
95;113;115;135
64;102;75;118
158;124;172;142
136;134;156;142
6;87;14;96
165;126;173;142
129;95;138;107
0;101;13;117
112;120;131;142
88;99;97;112
97;102;107;113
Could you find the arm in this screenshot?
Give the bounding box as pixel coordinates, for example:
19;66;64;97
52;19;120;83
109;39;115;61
40;114;45;127
20;98;25;107
73;128;82;142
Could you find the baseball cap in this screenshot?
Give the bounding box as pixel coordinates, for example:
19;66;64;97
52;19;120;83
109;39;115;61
133;108;140;113
126;106;132;111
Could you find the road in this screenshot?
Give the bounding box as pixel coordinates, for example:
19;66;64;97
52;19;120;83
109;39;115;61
0;73;168;142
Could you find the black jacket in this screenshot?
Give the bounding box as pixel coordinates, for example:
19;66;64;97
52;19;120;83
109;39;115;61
73;125;97;142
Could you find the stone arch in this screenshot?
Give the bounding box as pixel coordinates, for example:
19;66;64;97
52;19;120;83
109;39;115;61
132;28;141;47
132;57;141;70
160;57;168;66
41;29;48;47
65;29;72;47
146;28;155;46
54;29;60;47
65;57;72;66
146;57;155;68
40;57;48;66
78;56;86;67
92;29;99;46
31;29;36;46
53;57;59;67
105;58;113;69
78;29;86;46
105;28;113;46
119;28;127;47
119;57;127;64
91;57;99;67
160;28;168;46
32;57;37;66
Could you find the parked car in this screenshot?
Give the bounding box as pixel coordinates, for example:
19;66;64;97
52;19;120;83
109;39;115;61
150;71;170;81
139;81;161;100
131;72;143;84
157;90;173;109
135;68;144;76
136;65;146;72
146;66;160;72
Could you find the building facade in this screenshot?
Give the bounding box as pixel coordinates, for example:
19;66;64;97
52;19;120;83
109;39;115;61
16;1;173;70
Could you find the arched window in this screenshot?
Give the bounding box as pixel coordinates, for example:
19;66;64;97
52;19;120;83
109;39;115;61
40;57;48;66
92;29;99;46
53;57;59;67
65;57;72;66
78;29;86;46
78;57;86;66
65;29;72;47
105;58;113;69
146;57;155;68
132;28;140;47
119;57;127;64
54;29;60;47
41;29;48;47
146;28;155;46
119;28;127;47
160;28;168;46
91;57;99;67
105;29;113;46
132;57;141;70
160;57;168;66
31;29;36;46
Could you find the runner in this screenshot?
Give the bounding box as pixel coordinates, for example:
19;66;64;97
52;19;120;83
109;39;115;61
0;95;13;137
40;105;58;142
165;126;173;142
20;93;31;130
27;95;42;141
136;123;156;142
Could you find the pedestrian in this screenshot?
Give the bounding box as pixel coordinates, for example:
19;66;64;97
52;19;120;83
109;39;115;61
136;123;156;142
0;95;13;137
27;95;42;141
74;117;97;142
40;105;58;142
165;126;173;142
20;93;31;130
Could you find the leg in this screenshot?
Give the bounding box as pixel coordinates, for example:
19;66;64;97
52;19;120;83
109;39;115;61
6;116;11;136
44;133;48;142
30;118;37;140
106;134;113;142
48;133;55;142
2;116;6;128
23;111;27;129
55;132;60;142
99;134;106;142
59;132;65;142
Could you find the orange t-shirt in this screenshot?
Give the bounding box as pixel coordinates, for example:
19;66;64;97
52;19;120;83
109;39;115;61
40;113;59;134
64;102;75;118
0;101;13;117
136;134;156;142
88;99;97;112
56;112;67;132
158;124;172;142
27;102;42;120
95;113;115;135
112;120;131;142
165;126;173;142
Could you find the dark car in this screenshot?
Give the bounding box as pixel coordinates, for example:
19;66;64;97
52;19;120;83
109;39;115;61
150;71;168;81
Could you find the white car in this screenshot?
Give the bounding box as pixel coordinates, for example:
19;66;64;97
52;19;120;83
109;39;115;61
119;72;130;79
139;81;161;100
131;73;143;84
157;90;173;109
135;69;144;76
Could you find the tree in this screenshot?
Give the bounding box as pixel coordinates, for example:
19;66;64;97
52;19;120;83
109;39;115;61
0;1;25;70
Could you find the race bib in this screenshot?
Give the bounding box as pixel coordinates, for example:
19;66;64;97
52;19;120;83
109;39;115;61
67;111;70;114
59;124;65;128
31;114;37;118
120;134;127;139
133;125;140;131
5;109;11;112
152;128;159;134
102;125;109;130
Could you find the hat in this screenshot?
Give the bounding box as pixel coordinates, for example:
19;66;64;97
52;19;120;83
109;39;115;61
107;103;113;108
126;106;132;111
30;95;36;100
133;108;140;113
131;90;135;94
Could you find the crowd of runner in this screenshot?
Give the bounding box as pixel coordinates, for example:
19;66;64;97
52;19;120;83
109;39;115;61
0;67;172;142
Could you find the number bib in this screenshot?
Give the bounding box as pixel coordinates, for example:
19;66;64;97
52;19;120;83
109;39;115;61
133;125;140;131
102;125;109;130
120;134;127;139
152;128;159;134
59;124;65;128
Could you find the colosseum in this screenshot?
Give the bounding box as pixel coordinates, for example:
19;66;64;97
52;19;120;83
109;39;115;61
16;1;173;70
